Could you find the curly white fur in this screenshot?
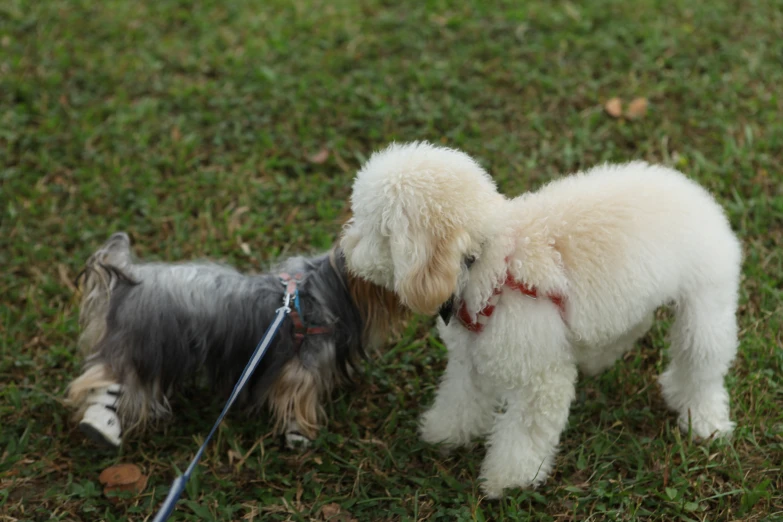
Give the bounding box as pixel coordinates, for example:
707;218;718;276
341;141;742;498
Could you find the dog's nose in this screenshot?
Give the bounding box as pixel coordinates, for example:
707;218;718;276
438;295;455;325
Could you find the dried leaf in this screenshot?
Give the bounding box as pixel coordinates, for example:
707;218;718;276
309;148;330;164
103;474;148;502
321;503;342;518
319;503;358;522
604;97;623;118
106;473;148;494
99;463;142;487
626;97;648;119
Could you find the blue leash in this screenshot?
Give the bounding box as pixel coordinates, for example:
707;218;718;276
151;288;293;522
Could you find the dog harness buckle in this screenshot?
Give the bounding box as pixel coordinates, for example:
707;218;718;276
278;272;331;351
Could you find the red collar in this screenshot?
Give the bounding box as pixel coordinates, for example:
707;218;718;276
455;271;566;333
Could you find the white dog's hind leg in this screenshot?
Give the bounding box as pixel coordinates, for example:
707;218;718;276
659;287;738;439
419;327;496;449
480;363;577;498
577;314;654;377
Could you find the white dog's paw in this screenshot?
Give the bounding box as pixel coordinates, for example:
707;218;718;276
659;371;734;440
479;444;553;499
419;407;461;448
479;468;547;499
479;455;550;499
284;430;312;450
679;410;735;440
419;403;491;449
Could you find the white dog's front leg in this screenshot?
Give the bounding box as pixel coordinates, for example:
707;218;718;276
419;323;496;449
480;363;577;498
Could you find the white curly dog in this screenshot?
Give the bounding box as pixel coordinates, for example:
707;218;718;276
341;142;741;498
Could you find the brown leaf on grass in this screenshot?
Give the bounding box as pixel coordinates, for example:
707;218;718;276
99;463;141;487
103;474;148;502
320;503;357;522
100;465;148;503
309;148;330;164
626;97;648;119
604;97;623;118
104;473;148;494
321;503;343;519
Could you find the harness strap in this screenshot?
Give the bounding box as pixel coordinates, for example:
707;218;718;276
456;270;566;333
279;272;332;350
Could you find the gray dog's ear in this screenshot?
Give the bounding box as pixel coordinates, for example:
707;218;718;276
87;231;133;269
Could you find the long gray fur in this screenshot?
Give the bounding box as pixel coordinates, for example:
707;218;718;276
77;232;365;433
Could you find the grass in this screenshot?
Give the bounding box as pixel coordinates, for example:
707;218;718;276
1;0;782;520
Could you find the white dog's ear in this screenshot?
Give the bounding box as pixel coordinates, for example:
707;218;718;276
390;218;468;316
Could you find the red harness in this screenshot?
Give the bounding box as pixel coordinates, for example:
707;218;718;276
455;271;566;333
279;272;332;350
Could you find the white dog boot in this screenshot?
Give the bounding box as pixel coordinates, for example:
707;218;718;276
78;384;123;448
284;419;312;450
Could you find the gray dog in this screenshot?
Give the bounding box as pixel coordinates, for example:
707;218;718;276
66;232;404;449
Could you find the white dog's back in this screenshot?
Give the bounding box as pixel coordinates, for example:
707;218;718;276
509;161;742;346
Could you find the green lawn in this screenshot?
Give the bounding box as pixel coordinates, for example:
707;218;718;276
2;0;782;520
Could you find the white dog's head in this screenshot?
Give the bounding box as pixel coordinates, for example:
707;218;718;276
341;141;504;315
